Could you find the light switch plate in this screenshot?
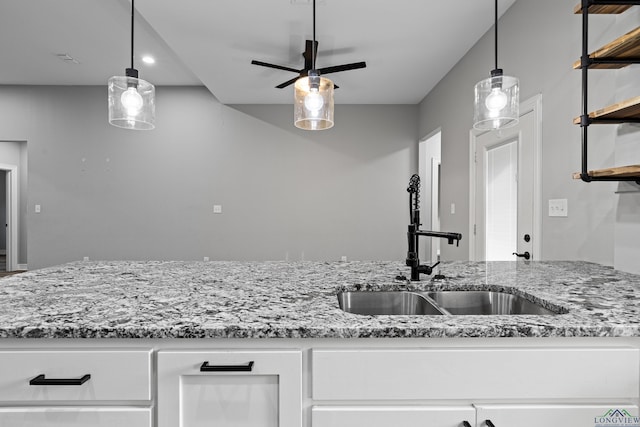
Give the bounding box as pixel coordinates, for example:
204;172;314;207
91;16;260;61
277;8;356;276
213;205;222;214
548;199;568;217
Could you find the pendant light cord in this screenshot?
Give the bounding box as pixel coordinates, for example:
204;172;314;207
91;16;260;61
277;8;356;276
130;0;135;70
312;0;316;70
494;0;498;70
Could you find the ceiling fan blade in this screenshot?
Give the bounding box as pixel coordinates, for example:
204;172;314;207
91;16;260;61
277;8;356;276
318;61;367;75
276;75;304;89
251;60;300;74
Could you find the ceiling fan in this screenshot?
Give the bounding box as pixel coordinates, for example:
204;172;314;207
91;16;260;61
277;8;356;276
250;0;366;89
251;39;366;89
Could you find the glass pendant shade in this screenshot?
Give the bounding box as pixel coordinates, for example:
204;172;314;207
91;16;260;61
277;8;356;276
474;71;519;130
474;0;520;131
108;74;155;130
294;75;334;131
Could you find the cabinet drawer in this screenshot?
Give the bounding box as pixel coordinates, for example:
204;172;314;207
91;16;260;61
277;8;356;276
312;347;640;400
0;349;152;402
0;407;151;427
313;405;475;427
475;404;640;427
157;350;302;427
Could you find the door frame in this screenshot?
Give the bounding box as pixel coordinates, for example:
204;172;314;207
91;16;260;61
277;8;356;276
468;94;542;261
0;163;18;271
418;128;442;264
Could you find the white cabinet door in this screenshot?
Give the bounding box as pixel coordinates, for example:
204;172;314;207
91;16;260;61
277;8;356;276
313;406;475;427
0;407;151;427
475;404;640;427
158;350;302;427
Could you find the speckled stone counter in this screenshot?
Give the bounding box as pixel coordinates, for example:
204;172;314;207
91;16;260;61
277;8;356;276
0;260;638;338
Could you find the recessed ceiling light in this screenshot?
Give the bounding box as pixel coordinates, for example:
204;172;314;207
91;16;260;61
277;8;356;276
142;56;155;64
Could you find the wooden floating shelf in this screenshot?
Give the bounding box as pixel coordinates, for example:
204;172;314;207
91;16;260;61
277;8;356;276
573;165;640;179
574;3;633;14
573;26;640;69
573;95;640;124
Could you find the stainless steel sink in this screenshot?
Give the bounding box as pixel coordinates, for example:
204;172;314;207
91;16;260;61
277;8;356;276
423;291;558;315
337;290;562;316
337;291;445;315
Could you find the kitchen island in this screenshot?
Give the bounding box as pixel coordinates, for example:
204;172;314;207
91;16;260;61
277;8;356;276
0;260;639;427
0;260;639;338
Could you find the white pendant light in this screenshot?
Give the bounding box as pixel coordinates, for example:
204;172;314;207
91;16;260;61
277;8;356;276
294;0;334;130
108;0;155;131
473;0;519;130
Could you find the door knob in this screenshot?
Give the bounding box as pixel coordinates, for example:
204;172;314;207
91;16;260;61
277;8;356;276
513;251;531;260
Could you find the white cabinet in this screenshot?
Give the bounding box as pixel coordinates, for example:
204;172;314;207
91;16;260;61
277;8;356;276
157;349;302;427
312;346;640;427
0;407;151;427
313;405;475;427
0;349;152;401
312;347;640;400
0;348;152;427
475;404;640;427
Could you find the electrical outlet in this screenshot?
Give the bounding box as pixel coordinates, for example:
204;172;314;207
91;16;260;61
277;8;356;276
213;205;222;214
203;257;210;262
83;256;89;261
341;255;347;262
548;199;568;217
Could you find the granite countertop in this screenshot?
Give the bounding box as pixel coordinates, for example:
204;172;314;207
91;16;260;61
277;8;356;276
0;260;639;339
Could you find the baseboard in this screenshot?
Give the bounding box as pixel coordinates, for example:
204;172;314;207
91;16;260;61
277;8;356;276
17;263;27;270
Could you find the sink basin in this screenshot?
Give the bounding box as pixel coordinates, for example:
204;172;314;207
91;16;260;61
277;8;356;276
337;291;445;315
423;291;558;315
337;290;562;316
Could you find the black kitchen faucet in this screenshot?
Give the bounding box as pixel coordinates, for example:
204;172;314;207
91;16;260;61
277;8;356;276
406;174;462;281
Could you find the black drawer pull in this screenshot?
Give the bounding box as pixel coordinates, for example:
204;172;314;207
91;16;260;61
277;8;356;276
200;361;254;372
29;374;91;386
462;422;472;427
485;421;496;427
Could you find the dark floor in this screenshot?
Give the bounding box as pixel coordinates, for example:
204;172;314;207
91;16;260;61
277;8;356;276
0;254;26;278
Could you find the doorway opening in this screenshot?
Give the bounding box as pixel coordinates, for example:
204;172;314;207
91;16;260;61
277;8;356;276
419;130;442;264
469;95;542;261
0;164;19;271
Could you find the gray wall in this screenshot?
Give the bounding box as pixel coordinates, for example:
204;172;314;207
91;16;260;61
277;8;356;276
418;0;640;266
0;85;417;269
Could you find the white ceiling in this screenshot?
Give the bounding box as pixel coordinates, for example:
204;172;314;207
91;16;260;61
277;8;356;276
0;0;517;105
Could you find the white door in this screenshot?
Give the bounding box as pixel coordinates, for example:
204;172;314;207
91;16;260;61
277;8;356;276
475;404;640;427
473;98;540;261
313;406;475;427
157;350;302;427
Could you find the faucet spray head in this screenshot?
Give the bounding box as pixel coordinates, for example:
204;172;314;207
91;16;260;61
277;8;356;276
407;174;420;194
